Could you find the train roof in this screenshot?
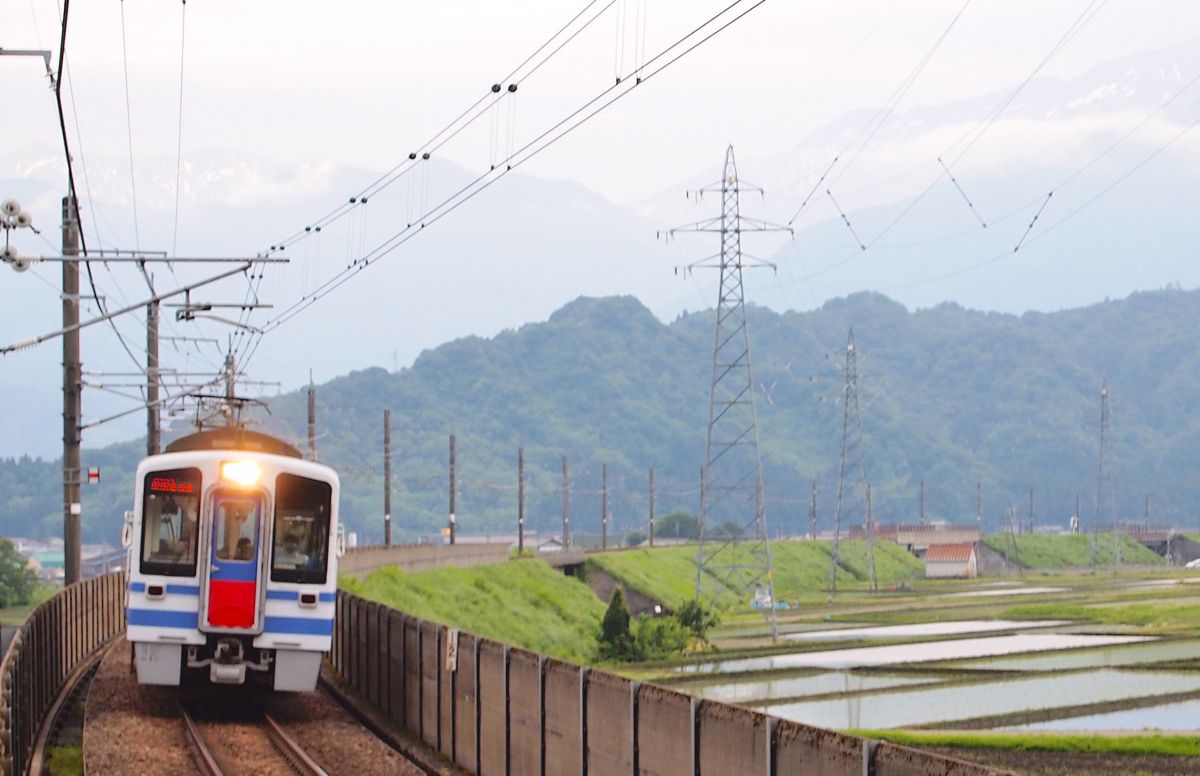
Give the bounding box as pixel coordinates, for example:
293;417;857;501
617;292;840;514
164;428;303;458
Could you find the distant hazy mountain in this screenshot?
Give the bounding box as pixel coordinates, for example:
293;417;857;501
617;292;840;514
4;286;1198;546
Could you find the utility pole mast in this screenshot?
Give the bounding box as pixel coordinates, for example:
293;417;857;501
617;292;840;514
1095;379;1120;566
383;409;392;546
830;329;868;602
648;468;655;548
448;434;457;545
669;146;789;639
306;377;317;461
976;482;982;531
62;195;82;586
919;478;925;527
1028;487;1034;535
222;353;236;423
866;482;877;592
601;463;609;550
810;479;817;541
561;455;570;550
518;448;525;556
146;301;160;455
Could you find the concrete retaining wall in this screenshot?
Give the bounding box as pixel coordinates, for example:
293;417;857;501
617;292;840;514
339;542;511;577
333;591;1013;776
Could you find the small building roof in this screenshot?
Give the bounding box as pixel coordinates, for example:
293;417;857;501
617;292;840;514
925;543;975;563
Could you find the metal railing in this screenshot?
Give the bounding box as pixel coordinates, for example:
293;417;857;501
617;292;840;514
0;572;125;776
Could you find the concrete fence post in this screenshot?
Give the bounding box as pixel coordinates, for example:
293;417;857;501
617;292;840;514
580;668;590;776
862;739;877;776
503;645;511;776
538;656;547;776
630;680;640;776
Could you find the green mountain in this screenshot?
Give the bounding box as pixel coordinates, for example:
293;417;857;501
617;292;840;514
4;287;1199;544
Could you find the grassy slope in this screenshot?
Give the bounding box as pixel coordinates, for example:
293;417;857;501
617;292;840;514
590;540;924;608
850;730;1200;757
981;533;1164;568
342;559;605;663
0;586;55;626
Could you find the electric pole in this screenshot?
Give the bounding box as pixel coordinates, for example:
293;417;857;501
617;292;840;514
866;482;877;592
601;463;609;550
448;434;457;545
1028;487;1034;535
1094;379;1119;566
561;455;570;550
518;448;525;556
919;478;925;527
648;468;655;548
383;409;392;546
810;479;817;541
306;378;317;461
146;300;160;455
669;146;788;639
976;481;982;531
62;195;82;586
830;329;868;602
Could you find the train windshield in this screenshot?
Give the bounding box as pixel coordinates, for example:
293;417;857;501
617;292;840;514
271;474;332;584
213;494;261;562
140;468;201;577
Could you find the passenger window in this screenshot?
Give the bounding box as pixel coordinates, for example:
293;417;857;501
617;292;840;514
272;474;332;584
140;468;201;577
214;496;260;562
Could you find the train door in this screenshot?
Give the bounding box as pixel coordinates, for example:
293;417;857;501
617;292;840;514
204;490;264;629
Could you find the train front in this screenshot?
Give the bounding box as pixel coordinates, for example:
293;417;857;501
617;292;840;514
125;430;341;692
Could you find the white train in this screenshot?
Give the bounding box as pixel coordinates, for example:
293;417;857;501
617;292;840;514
123;429;342;691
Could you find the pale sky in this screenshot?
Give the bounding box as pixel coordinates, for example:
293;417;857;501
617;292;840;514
5;0;1197;202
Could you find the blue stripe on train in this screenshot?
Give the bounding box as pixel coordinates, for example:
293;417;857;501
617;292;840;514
127;608;199;629
265;590;336;602
263;616;334;636
128;582;201;596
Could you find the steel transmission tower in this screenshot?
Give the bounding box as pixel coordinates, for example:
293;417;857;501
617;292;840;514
1094;378;1121;566
829;329;869;600
668;146;790;639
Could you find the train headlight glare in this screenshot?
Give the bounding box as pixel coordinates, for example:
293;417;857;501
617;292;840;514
221;460;261;487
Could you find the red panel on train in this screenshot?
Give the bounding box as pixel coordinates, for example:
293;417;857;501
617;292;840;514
207;580;257;628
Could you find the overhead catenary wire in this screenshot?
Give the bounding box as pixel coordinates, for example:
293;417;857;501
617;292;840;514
785;0;1113;277
239;0;765;369
171;0;188;258
265;0;615;256
119;0;140;251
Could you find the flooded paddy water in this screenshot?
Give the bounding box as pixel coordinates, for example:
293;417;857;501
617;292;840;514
755;669;1200;730
677;575;1200;735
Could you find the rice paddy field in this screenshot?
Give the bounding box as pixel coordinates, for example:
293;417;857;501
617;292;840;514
347;535;1200;774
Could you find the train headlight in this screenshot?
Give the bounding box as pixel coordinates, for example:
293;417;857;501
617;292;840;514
221;460;261;487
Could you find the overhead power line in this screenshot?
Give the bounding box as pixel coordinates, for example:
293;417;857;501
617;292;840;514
237;0;767;371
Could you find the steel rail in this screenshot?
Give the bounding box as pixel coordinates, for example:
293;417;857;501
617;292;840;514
263;713;330;776
179;703;224;776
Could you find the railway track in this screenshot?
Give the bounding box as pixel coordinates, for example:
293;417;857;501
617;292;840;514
180;702;329;776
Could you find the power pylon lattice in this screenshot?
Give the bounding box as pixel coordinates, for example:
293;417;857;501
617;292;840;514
829;329;870;601
1093;378;1121;566
668;146;790;640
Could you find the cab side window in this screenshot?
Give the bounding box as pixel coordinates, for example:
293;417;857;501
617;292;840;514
271;474;331;584
140;468;201;577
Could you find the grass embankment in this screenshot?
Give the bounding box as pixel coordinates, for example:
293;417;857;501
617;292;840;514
0;586;56;627
1002;599;1200;633
342;559;605;663
981;533;1163;569
849;729;1200;757
590;540;923;610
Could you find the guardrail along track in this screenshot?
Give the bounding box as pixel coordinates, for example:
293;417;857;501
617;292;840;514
180;702;329;776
